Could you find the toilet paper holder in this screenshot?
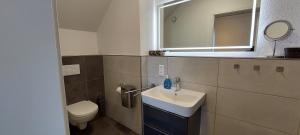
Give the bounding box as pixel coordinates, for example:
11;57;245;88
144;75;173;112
119;84;136;108
118;83;155;108
118;83;155;96
124;86;154;96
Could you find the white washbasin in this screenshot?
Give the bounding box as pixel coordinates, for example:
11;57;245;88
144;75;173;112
142;85;206;117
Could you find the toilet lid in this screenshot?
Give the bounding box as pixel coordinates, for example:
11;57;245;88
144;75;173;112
67;101;98;117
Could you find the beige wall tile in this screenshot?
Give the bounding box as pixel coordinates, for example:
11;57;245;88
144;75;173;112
299;124;300;135
219;59;300;99
103;55;141;77
141;76;149;89
147;56;168;77
104;71;142;134
141;56;157;88
141;56;148;78
298;124;300;135
147;76;165;86
200;112;215;135
103;56;142;134
168;57;219;86
144;56;168;86
215;115;289;135
217;88;300;135
181;82;217;113
100;56;300;135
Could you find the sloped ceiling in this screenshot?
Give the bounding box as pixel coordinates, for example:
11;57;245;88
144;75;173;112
57;0;111;32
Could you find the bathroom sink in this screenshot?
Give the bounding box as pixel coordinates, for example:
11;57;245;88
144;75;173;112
142;85;206;117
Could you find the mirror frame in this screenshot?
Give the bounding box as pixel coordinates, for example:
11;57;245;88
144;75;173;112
264;20;293;41
157;0;260;51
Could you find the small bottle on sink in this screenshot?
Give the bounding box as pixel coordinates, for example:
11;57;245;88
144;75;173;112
163;75;172;89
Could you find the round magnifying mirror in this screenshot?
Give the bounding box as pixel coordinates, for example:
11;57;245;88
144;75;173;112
264;20;294;57
264;20;293;41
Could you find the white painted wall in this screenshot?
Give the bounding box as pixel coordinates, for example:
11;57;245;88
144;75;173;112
139;0;157;55
0;0;68;135
59;28;99;56
97;0;141;56
57;0;111;32
97;0;156;56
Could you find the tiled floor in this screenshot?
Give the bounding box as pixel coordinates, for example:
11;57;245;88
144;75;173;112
70;117;138;135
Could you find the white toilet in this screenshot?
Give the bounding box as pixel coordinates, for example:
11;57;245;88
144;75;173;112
66;100;99;130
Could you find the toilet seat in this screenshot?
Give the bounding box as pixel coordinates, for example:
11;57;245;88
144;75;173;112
67;100;98;118
66;100;99;130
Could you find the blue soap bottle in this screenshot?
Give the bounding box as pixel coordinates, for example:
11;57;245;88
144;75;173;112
163;75;172;89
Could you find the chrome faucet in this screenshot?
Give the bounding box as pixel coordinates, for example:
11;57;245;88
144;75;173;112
174;77;181;92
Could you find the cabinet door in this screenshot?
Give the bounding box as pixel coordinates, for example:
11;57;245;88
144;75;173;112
143;104;188;135
144;124;168;135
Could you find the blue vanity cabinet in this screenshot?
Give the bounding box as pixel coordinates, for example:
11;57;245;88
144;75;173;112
143;104;201;135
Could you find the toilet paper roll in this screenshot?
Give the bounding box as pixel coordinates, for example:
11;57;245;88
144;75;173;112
116;86;121;94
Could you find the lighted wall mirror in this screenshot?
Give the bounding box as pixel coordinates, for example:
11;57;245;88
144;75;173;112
157;0;261;51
